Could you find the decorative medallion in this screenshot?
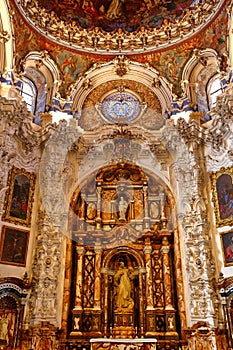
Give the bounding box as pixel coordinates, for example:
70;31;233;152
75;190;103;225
80;80;163;131
97;91;145;124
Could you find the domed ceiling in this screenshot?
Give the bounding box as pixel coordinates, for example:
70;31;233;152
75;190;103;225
16;0;224;54
37;0;195;32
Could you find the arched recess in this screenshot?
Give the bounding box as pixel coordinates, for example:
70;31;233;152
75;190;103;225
181;48;220;119
63;161;184;347
17;51;60;122
70;57;173;120
0;277;30;349
0;0;14;78
102;247;144;338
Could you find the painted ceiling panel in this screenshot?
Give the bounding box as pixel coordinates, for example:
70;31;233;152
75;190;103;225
11;0;228;96
13;0;225;54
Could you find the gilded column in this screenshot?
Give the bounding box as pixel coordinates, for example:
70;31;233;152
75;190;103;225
94;245;102;309
161;237;174;310
74;245;85;309
143;184;149;229
80;195;85;219
96;183;102;229
102;269;109;337
138;269;145;337
130;200;135;220
79;194;86;230
143;242;154;310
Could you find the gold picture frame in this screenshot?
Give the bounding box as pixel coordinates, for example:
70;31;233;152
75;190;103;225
0;226;29;266
2;167;36;227
220;230;233;267
211;167;233;227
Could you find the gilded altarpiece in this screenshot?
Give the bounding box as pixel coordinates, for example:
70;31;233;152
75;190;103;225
68;163;180;348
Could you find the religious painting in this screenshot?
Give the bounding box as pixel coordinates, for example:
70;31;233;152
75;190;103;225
0;226;29;266
220;230;233;267
211;167;233;227
2;167;36;226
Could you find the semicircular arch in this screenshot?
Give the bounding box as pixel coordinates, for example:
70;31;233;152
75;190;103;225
71;58;173;118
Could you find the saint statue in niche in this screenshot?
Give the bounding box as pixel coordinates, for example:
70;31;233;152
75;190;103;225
118;196;128;221
114;260;134;311
150;201;159;219
0;314;9;342
86;202;96;220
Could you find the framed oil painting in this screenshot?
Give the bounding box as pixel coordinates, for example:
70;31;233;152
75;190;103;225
211;167;233;227
0;226;29;266
2;167;36;226
220;230;233;266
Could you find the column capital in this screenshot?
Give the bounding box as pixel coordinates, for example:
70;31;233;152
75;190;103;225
138;267;146;274
76;246;85;255
97;186;102;194
94;245;102;254
143;245;152;254
161;245;170;255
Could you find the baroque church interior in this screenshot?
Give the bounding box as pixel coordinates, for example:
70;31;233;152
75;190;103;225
1;0;233;349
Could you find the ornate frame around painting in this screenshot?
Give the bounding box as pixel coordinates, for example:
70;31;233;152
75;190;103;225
0;226;29;266
2;167;36;226
211;167;233;227
220;230;233;267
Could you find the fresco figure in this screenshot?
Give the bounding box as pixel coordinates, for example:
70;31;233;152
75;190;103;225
82;0;98;20
107;0;125;20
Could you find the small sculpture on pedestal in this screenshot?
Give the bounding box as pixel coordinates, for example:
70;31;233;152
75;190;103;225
118;196;129;221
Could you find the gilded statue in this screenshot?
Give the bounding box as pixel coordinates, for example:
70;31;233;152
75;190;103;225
114;261;134;311
0;314;9;341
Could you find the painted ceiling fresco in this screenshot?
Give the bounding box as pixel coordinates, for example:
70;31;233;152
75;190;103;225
15;0;224;54
37;0;195;32
11;0;228;96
